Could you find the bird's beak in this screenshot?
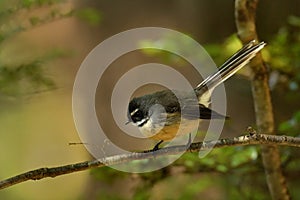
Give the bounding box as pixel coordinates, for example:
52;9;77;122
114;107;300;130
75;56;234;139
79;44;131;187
125;121;131;125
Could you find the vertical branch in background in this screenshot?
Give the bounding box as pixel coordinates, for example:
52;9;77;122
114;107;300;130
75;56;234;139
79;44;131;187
234;0;290;200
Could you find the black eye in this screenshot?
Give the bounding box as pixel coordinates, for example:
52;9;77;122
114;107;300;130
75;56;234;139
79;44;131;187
128;98;145;123
131;110;144;123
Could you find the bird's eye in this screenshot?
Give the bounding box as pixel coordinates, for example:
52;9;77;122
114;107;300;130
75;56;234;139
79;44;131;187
133;110;142;119
130;109;144;123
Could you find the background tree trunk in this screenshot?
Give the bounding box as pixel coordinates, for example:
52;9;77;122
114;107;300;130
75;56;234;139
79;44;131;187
235;0;290;199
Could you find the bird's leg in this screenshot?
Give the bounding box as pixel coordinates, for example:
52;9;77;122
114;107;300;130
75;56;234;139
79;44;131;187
186;133;192;149
142;140;164;153
153;140;164;151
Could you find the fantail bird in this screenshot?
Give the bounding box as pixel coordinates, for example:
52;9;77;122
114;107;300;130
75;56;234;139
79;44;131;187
127;40;266;150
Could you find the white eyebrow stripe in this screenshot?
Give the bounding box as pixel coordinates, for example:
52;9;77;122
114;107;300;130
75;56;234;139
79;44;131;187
130;108;139;116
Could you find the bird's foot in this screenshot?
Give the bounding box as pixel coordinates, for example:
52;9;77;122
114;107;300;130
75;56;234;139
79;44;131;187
143;140;164;153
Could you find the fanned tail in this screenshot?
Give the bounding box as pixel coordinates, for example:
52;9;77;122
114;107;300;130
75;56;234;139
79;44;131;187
195;40;266;106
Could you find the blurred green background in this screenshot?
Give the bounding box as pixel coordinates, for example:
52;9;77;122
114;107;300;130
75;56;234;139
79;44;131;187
0;0;299;199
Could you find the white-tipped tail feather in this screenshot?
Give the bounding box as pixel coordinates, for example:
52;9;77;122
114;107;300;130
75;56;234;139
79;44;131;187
195;40;266;106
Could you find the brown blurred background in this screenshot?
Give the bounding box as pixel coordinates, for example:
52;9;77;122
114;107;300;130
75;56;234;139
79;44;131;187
0;0;299;199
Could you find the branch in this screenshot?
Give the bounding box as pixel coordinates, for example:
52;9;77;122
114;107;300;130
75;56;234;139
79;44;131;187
235;0;291;199
0;133;299;190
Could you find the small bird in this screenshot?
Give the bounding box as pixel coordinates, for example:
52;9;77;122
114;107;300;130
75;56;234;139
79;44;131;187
127;40;266;150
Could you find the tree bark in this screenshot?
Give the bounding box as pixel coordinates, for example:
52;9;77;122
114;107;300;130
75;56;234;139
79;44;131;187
235;0;290;199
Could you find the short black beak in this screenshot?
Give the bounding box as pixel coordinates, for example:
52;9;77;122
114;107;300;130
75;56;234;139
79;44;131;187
125;121;131;125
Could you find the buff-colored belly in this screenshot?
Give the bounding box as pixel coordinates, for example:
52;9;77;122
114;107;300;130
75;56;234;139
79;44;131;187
139;119;200;141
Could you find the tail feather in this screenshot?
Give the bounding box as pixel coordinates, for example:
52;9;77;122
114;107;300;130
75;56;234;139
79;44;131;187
195;40;266;106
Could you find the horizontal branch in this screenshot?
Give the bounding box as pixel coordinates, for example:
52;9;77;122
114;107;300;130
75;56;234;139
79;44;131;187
0;133;299;190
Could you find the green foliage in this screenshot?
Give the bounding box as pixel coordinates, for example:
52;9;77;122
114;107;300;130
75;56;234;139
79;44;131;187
89;146;265;199
0;0;101;98
140;32;244;68
0;61;55;96
279;111;300;136
131;181;152;200
177;177;211;200
140;32;217;67
90;166;128;184
274;15;300;137
21;0;63;8
75;8;102;26
176;146;260;175
204;35;244;65
266;16;300;90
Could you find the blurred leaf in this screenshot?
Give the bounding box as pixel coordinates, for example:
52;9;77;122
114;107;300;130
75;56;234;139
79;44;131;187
22;0;37;7
75;8;102;26
29;16;40;26
22;0;63;8
0;0;85;99
0;60;57;97
140;32;214;66
41;48;74;61
230;146;258;167
216;164;228;172
132;186;151;200
288;15;300;27
279;111;300;136
178;178;211;199
266;15;300;80
90;167;128;184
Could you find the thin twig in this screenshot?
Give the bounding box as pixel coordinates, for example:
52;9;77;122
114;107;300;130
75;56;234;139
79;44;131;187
0;133;299;190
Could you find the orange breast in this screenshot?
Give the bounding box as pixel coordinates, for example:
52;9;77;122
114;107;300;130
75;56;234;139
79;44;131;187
146;119;199;141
